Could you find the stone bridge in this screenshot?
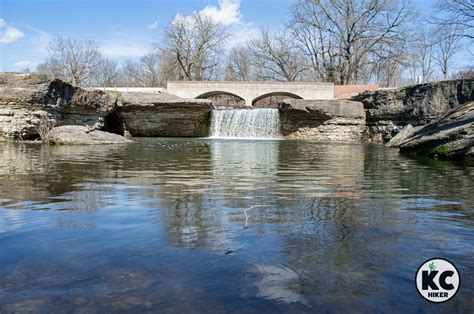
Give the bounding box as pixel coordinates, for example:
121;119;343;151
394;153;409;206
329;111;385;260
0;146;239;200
166;81;334;106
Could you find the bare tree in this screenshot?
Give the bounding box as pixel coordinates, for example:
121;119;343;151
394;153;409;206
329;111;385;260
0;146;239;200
37;58;65;80
157;51;179;84
224;65;235;81
161;12;228;81
412;29;435;83
433;26;462;80
248;29;306;82
452;66;474;79
369;42;409;87
289;0;416;84
38;37;102;86
140;52;161;86
227;46;254;81
95;59;121;87
122;59;147;87
435;0;474;39
120;52;177;87
289;2;343;82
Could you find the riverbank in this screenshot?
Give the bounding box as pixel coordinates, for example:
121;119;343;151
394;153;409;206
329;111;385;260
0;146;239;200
1;72;472;159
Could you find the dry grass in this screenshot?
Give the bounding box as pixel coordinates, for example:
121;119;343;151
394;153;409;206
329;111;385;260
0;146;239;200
34;113;55;143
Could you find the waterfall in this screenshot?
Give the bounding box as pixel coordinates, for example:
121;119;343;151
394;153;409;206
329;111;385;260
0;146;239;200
210;109;281;139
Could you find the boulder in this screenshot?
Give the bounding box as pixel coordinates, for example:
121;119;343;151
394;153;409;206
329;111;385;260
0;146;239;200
117;92;213;137
279;99;367;142
352;79;474;143
386;124;419;148
0;73;117;140
398;102;473;159
47;126;131;145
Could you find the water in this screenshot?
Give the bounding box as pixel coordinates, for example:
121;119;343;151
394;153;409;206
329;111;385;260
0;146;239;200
210;108;280;139
0;139;473;312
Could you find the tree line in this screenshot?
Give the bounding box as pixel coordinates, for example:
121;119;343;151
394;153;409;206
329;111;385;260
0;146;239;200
36;0;473;87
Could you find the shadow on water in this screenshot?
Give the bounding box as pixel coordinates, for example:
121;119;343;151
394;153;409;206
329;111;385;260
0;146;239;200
0;138;473;312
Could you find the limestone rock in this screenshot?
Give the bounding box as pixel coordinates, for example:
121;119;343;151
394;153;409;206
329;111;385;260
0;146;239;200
352;79;474;143
398;102;474;159
47;126;131;145
117;91;214;137
279;99;367;142
0;73;117;140
386;124;420;148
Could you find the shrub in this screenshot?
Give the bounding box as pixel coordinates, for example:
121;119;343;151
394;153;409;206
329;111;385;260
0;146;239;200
34;113;56;143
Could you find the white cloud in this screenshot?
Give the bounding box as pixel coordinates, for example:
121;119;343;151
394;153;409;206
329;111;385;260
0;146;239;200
100;42;151;58
173;0;242;27
148;21;159;30
254;264;309;306
228;23;260;48
200;0;242;26
0;18;25;44
13;60;38;68
171;0;258;49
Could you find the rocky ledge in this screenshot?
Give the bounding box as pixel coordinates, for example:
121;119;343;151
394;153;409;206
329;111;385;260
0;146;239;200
48;126;131;145
352;79;473;143
0;73;117;140
117;92;213;137
0;73;214;141
279;99;367;142
389;102;473;159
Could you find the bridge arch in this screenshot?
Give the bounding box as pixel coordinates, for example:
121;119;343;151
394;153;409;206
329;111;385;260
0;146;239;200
196;91;245;101
252;92;303;107
196;91;247;107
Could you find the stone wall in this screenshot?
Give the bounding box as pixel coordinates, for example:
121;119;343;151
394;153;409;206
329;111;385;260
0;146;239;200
117;92;214;137
0;73;214;140
352;79;474;143
0;73;117;140
279;99;367;142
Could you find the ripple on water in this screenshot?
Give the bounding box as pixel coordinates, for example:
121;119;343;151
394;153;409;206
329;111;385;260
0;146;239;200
0;138;473;312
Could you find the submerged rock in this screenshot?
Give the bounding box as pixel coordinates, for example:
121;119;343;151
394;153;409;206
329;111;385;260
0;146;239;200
353;79;474;143
48;126;131;145
279;99;367;142
0;73;117;140
398;102;473;159
117;92;213;137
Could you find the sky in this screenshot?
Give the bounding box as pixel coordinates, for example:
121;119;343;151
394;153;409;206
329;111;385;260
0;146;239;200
0;0;471;72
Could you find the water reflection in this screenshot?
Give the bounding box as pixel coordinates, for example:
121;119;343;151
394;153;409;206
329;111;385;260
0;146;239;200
0;139;473;312
254;264;308;306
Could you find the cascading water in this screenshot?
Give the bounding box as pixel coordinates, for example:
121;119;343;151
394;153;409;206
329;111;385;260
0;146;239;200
210;108;281;139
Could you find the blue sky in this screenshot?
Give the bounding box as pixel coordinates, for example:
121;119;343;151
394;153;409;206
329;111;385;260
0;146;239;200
0;0;471;72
